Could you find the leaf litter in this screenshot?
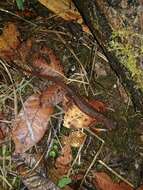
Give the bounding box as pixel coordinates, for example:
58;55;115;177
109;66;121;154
0;3;142;190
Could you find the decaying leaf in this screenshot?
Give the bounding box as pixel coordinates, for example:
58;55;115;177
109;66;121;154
12;93;54;154
55;144;72;175
15;38;64;78
23;172;61;190
0;22;20;60
138;185;143;190
18;164;60;190
93;172;133;190
10;38;67;153
13;151;60;189
62;131;86;147
38;0;81;21
38;0;89;33
33;46;64;77
63;103;95;129
40;84;65;107
63;100;106;129
11;38;73;154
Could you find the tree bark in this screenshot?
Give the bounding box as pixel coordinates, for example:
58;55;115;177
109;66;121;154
73;0;143;113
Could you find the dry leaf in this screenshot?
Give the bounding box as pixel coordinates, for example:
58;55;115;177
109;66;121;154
17;164;60;190
22;172;61;190
38;0;90;33
12;93;54;153
16;40;64;76
40;84;65;107
55;144;72;175
63;100;106;129
64;103;95;129
0;22;20;60
93;172;133;190
11;43;67;153
33;46;64;77
56;144;72;165
38;0;81;21
62;131;86;147
138;185;143;190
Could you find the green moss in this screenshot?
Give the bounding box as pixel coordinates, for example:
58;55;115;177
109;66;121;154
109;29;143;90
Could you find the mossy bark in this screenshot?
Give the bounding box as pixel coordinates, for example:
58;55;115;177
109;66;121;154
73;0;143;113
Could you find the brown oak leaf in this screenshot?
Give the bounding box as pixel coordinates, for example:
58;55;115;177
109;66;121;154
40;84;65;107
55;144;72;175
0;22;20;60
12;93;54;154
93;172;133;190
33;46;64;77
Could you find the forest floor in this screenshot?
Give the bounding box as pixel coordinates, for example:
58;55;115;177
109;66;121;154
0;1;143;190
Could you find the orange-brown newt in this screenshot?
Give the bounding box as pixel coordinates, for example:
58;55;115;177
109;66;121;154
12;63;115;129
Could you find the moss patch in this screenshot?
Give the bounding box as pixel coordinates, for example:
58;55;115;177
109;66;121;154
109;29;143;91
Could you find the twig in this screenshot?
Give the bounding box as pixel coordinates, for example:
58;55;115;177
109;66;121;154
98;160;134;188
80;128;104;188
0;8;37;27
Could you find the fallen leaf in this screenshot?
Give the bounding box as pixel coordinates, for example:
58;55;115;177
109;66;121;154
62;131;86;147
12;93;54;153
63;100;106;129
93;172;133;190
38;0;81;21
56;144;72;166
137;185;143;190
38;0;90;33
63;103;95;129
55;144;72;175
15;39;64;77
33;46;64;77
40;84;65;107
0;22;20;60
17;164;60;190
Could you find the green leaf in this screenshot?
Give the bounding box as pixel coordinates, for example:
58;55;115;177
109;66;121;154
16;0;24;10
53;145;58;150
49;150;56;158
58;177;72;188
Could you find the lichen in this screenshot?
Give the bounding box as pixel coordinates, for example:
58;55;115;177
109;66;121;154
109;29;143;90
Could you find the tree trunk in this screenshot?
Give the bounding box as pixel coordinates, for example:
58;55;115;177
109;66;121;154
73;0;143;113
